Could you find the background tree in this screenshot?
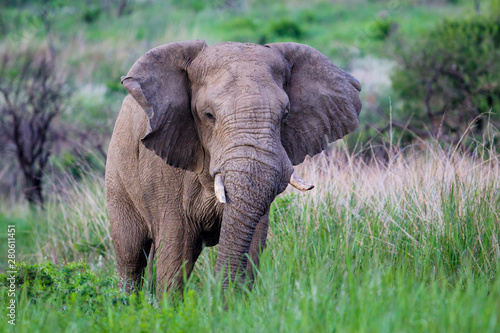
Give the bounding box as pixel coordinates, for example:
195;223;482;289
0;47;69;205
391;14;500;143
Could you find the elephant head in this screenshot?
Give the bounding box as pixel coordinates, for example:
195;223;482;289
121;40;361;284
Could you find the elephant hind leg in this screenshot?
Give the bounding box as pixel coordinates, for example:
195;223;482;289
111;213;152;291
117;237;152;292
108;186;152;292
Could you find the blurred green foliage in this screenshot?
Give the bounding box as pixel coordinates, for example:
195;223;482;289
83;6;102;24
0;213;36;272
268;17;304;39
392;14;500;141
172;0;207;12
368;16;396;40
490;0;500;13
53;151;104;181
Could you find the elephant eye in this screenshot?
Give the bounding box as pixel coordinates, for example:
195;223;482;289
204;109;216;123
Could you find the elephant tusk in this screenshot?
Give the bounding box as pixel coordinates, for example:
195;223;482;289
214;173;226;203
289;172;314;192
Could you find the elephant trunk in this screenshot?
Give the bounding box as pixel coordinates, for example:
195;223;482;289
215;154;291;285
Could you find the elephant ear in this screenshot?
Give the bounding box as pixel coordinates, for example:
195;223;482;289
267;42;362;165
121;40;207;173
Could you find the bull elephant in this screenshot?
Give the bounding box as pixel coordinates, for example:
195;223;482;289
105;40;361;294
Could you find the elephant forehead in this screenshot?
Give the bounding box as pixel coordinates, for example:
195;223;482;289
194;80;288;116
189;42;287;83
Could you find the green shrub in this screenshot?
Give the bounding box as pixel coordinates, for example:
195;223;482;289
227;16;257;31
268;17;304;39
82;6;101;24
105;79;123;94
392;15;500;142
53;151;104;181
489;0;500;14
299;9;317;23
368;16;397;40
0;261;128;312
218;16;265;44
172;0;206;12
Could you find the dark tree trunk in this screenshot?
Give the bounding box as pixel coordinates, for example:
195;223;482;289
117;0;128;17
0;48;67;207
24;173;44;206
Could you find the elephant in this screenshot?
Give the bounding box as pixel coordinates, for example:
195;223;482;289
105;40;362;294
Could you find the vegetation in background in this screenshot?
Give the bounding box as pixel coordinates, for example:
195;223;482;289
0;47;69;205
392;13;500;143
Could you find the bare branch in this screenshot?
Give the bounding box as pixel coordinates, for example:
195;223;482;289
0;47;69;206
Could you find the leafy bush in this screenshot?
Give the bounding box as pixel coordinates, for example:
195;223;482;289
53;151;104;181
220;16;305;44
0;261;128;312
220;16;261;43
392;15;500;142
368;15;397;40
171;0;206;12
83;7;101;23
268;17;304;39
489;0;500;14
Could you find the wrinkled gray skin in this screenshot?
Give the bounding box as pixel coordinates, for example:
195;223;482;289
105;40;362;294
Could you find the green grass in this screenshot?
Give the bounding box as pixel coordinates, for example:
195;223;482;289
1;139;499;332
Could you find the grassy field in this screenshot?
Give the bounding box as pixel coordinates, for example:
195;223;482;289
1;137;499;332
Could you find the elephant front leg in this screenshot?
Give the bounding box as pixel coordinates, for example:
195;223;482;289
108;191;152;292
245;210;269;284
154;229;203;296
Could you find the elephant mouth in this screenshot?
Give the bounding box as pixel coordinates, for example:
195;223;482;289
213;171;314;204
